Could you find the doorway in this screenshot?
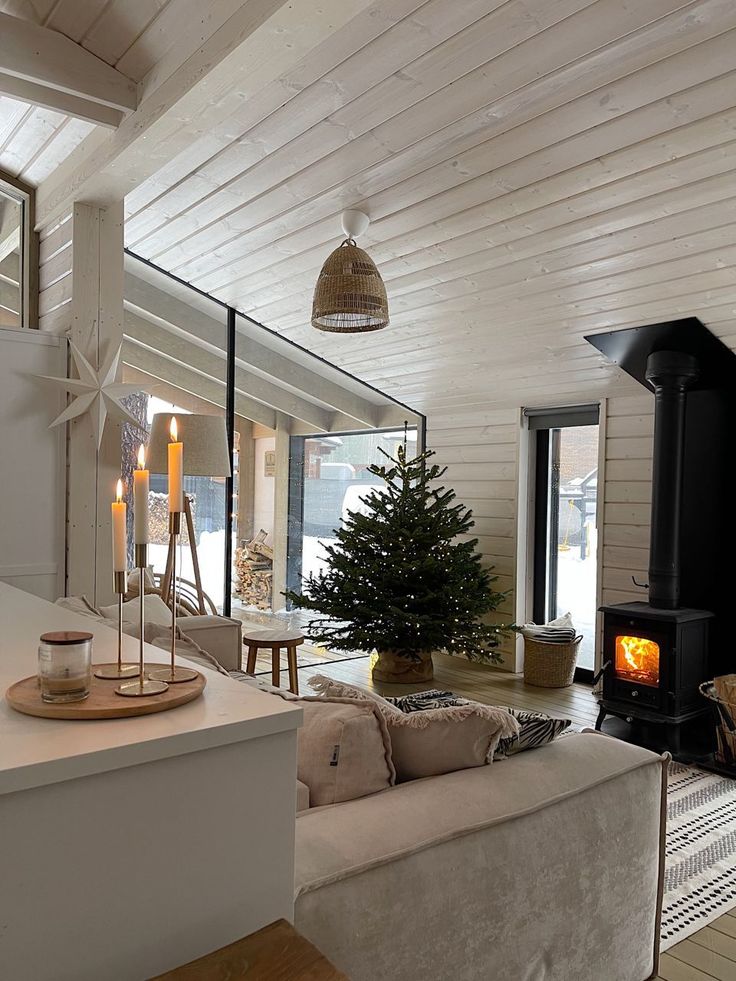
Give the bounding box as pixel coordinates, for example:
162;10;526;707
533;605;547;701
529;406;600;680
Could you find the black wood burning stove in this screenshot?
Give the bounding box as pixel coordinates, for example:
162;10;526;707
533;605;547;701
596;349;713;753
596;602;711;753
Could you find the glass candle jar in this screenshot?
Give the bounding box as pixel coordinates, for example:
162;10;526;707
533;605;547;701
38;631;93;703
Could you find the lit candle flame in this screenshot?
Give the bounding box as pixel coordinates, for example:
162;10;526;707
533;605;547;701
137;443;146;469
170;416;178;442
116;478;123;502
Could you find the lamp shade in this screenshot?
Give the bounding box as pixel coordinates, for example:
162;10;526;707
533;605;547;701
311;239;389;333
146;413;231;477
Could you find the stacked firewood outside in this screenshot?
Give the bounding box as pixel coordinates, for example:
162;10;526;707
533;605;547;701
234;530;274;609
149;491;193;545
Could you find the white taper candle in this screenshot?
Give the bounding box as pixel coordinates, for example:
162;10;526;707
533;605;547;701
168;416;184;513
133;443;149;544
112;479;127;573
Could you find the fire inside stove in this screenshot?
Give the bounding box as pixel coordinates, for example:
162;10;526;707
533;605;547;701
615;635;660;687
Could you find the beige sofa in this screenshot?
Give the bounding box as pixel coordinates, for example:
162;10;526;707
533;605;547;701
293;733;667;981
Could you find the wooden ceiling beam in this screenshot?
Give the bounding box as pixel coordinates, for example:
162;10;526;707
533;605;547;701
0;13;136;127
34;0;377;230
0;75;124;129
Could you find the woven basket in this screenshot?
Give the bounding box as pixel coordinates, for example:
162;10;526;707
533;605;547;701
699;676;736;768
523;635;582;688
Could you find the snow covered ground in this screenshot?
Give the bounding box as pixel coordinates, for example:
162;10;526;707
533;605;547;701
555;525;598;669
150;529;226;611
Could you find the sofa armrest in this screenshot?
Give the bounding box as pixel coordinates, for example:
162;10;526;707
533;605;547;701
179;615;242;672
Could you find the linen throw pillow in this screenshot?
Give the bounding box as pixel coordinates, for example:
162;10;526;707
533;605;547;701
290;695;396;806
308;676;518;782
99;593;172;628
380;689;572;760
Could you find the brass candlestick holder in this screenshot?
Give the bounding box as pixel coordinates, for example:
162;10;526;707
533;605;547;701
94;570;140;680
149;513;198;684
116;544;169;697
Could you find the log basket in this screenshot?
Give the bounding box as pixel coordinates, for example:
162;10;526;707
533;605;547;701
523;635;582;688
700;676;736;768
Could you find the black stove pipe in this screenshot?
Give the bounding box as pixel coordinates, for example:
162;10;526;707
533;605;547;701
645;350;699;610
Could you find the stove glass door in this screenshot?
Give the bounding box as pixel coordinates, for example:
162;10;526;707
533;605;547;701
614;635;660;687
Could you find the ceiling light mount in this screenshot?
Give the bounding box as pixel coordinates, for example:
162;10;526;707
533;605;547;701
340;209;370;240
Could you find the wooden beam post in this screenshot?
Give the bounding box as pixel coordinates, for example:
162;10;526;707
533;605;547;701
235;417;255;546
66;201;125;605
271;414;291;612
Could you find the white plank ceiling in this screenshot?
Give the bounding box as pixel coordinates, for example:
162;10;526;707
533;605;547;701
5;0;736;413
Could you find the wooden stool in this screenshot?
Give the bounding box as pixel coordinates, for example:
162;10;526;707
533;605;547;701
243;626;304;695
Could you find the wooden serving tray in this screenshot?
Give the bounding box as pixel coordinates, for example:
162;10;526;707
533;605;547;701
5;667;206;720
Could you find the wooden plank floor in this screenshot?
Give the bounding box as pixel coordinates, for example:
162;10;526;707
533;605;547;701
254;650;736;981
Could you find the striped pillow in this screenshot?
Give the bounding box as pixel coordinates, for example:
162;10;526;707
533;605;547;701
494;707;572;759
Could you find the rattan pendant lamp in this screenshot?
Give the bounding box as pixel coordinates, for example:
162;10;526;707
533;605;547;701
311;210;389;332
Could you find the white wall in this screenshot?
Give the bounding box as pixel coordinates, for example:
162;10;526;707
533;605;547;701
0;328;66;601
253;436;276;543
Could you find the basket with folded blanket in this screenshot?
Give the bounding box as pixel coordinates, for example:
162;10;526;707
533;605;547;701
521;613;582;688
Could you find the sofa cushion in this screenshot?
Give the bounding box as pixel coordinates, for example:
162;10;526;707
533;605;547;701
293;695;396;806
387;708;517;781
99;593;172;627
296;779;310;812
176;614;242;673
55;595;102;617
308;675;518;782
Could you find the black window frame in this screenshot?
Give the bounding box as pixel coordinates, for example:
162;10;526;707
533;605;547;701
529;405;600;684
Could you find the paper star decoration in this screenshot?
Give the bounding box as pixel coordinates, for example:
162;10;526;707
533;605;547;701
39;342;146;449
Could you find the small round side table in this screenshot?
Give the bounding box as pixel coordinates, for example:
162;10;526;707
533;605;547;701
243;626;304;694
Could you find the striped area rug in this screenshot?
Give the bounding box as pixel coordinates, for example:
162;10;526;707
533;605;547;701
661;761;736;949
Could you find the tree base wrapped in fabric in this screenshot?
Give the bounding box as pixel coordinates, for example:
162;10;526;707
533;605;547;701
372;649;434;684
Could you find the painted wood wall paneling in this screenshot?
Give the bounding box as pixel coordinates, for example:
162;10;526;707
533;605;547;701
38;213;72;332
427;406;520;668
600;395;654;613
0;327;66;601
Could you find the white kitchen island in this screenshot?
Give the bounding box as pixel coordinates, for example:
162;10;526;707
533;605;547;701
0;582;302;981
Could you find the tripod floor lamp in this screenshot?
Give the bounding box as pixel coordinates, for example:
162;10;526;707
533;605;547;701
147;412;232;614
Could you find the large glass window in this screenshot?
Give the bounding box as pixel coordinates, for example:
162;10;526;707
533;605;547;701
530;408;600;676
286;428;418;599
121;255;229;612
121;251;423;628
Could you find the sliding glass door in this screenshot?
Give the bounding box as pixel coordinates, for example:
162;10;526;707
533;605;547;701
530;407;600;678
